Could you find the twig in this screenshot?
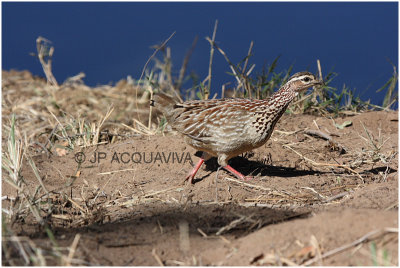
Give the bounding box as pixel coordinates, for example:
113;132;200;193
317;59;323;82
138;32;176;84
179;220;190;253
246;64;256;76
205;37;241;86
309;235;323;266
176;35;198;91
152;248;164;266
384;202;398;211
238;202;278;209
121;121;154;135
167;260;187;266
157;219;164;234
359;121;379;151
66;196;86;214
303;228;398;266
242;41;254;96
36;36;58;87
205;20;218;99
5;236;31;264
323;192;349;203
142;186;182;198
43;123;59;149
65;234;81;266
98;168;136;175
283;145;363;181
52;214;71;220
304;129;347;153
312;59;323;103
92;174;114;203
382;151;397;182
216;215;247;235
304;129;332;141
218;236;231;246
28;157;49;194
47;108;72;146
197;228;208;238
275;129;302;135
136;31;176;123
147;83;154;130
279;257;298;266
215;167;220;203
242;41;253;77
313;119;320;130
92;107;114;147
300;187;326;200
1;195;16;201
224;177;271;192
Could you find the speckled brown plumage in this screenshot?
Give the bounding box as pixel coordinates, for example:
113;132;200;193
151;71;322;183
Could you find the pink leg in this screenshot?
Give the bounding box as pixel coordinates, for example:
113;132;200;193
223;165;253;181
185;158;205;184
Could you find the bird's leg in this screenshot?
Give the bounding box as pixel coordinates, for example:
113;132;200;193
223;165;253;181
185;158;204;184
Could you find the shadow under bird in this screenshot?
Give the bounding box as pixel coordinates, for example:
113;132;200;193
151;71;323;184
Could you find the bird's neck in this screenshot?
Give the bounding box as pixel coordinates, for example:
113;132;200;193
271;84;297;106
261;84;297;114
249;84;298;116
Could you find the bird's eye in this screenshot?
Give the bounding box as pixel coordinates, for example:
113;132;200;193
303;77;311;82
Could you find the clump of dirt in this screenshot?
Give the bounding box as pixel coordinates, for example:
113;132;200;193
2;70;398;266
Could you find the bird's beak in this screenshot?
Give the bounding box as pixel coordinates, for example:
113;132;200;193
314;80;325;87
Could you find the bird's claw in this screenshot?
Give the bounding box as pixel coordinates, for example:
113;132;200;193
184;174;195;184
243;176;253;181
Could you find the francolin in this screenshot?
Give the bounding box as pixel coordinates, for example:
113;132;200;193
151;71;323;183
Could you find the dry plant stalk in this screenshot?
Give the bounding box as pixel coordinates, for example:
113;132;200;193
283;144;364;181
205;19;218;99
36;36;58;87
224;177;272;192
177;36;198;91
205;37;241;87
92;107;114;146
205;35;255;98
179;220;190;253
313;59;323;103
151;248;164;266
303;228;398;266
135;32;179;123
64;234;81;266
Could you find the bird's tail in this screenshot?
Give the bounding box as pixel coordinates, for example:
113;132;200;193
150;93;179;116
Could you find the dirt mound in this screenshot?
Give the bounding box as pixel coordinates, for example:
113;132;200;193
3;106;398;265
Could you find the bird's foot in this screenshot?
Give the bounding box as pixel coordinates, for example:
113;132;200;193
184;158;205;184
184;173;195;184
223;165;253;181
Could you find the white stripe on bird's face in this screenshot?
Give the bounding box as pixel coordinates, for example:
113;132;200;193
288;74;317;84
285;72;321;92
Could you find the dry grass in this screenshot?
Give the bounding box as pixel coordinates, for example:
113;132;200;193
1;28;397;265
2;70;155;151
1;113;84;265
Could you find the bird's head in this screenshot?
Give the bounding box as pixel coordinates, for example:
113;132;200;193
286;72;324;92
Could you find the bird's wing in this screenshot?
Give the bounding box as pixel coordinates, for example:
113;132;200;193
171;98;256;142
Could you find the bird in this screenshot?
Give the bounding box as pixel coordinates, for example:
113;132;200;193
151;71;323;183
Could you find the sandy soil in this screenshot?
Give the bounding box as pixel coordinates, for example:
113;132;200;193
2;70;398;266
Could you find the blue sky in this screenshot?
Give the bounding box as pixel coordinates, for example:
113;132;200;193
2;2;398;105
